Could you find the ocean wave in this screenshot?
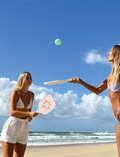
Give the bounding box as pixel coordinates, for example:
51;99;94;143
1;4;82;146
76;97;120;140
0;131;116;147
27;132;116;146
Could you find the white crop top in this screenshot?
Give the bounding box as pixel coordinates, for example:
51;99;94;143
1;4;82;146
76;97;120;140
16;91;32;109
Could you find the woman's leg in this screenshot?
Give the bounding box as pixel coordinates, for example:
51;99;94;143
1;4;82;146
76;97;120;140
116;122;120;157
2;141;15;157
13;143;27;157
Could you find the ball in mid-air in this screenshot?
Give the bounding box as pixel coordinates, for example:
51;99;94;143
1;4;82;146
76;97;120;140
55;39;61;45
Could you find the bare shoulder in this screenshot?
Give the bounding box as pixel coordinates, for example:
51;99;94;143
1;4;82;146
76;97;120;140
10;90;19;103
11;90;19;97
30;91;34;99
107;73;112;81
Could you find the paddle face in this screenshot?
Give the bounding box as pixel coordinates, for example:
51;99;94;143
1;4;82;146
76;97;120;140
44;79;71;85
37;95;56;114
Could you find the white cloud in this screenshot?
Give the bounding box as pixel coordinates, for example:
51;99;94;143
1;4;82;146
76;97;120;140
84;49;108;64
0;78;113;123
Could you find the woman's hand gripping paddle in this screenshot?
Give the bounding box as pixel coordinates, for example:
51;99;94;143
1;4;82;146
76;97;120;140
37;95;56;114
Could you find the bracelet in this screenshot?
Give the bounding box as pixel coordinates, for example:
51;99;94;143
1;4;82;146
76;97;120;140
27;112;30;117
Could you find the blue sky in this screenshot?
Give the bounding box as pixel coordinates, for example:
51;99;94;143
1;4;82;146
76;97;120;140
0;0;120;132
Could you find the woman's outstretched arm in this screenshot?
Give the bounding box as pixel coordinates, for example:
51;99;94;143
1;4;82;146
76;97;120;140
69;77;108;95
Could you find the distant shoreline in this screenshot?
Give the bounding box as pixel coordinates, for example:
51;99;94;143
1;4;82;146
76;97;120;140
27;141;117;148
0;141;116;150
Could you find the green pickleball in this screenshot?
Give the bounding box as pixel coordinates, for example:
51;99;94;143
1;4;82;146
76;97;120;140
55;39;61;45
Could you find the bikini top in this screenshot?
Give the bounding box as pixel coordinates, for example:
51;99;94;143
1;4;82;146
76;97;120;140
16;91;32;109
108;82;120;92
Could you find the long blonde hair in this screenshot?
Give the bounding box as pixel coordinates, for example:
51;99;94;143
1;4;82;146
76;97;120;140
15;71;31;90
111;45;120;84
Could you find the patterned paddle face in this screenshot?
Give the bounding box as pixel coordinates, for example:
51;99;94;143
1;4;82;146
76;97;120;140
37;95;56;114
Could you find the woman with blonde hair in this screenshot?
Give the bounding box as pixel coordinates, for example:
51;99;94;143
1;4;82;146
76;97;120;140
69;45;120;157
1;71;39;157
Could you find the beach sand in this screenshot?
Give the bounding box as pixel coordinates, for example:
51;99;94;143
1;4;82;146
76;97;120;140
0;143;118;157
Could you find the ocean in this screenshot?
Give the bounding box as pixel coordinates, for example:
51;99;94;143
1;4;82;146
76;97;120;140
0;131;116;148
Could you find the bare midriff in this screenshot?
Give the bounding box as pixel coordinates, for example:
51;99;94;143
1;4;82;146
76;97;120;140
109;90;120;118
16;108;30;119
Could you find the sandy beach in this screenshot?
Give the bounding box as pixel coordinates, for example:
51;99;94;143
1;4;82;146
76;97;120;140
0;143;118;157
